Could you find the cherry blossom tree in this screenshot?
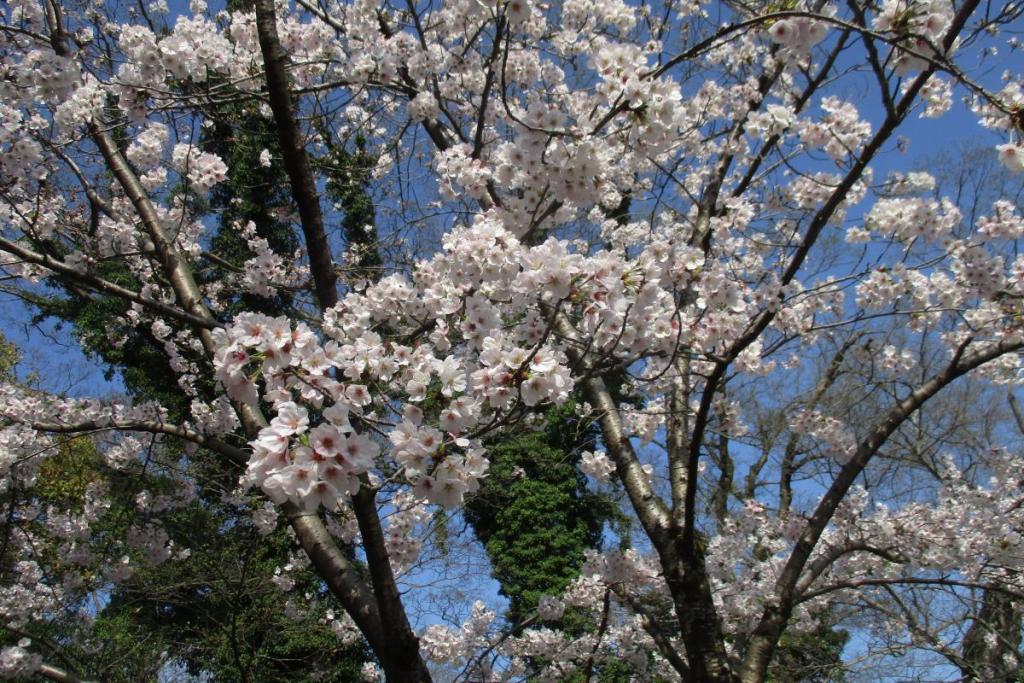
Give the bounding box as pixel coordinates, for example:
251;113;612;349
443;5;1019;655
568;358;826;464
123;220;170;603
2;0;1024;680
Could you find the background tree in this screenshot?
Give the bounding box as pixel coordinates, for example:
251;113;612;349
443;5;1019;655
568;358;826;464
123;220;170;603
465;400;614;628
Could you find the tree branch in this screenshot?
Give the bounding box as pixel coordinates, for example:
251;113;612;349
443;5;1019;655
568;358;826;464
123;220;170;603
0;236;216;331
253;0;337;312
253;3;429;676
740;333;1022;680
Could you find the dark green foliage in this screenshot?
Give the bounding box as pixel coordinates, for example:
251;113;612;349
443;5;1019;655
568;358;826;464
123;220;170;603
322;134;382;283
0;333;17;381
465;402;615;626
200;98;299;319
962;589;1023;682
32;260;195;421
768;623;849;683
561;658;653;683
4;432;370;683
89;501;370;683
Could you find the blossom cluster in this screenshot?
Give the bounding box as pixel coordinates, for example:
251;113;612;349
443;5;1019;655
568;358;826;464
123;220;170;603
171;144;229;194
768;14;830;54
0;643;40;679
874;0;953;73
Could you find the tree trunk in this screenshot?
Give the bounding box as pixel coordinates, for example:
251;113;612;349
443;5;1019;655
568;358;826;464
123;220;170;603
961;588;1022;682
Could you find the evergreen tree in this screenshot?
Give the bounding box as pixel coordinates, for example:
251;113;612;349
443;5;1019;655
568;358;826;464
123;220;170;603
465;401;614;627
